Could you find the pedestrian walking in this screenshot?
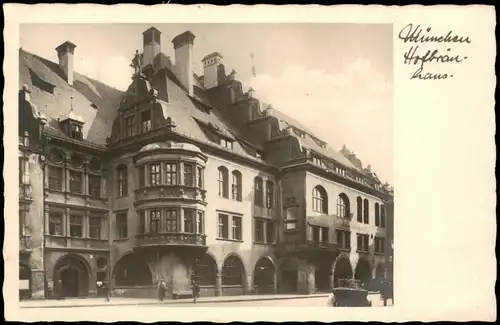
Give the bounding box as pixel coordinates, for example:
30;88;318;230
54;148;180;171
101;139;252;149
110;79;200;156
157;277;166;302
102;280;110;302
191;279;200;304
55;279;64;300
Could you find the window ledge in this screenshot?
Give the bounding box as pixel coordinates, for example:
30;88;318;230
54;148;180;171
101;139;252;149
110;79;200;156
113;238;129;242
338;247;351;252
356;249;370;253
253;241;276;246
216;238;243;243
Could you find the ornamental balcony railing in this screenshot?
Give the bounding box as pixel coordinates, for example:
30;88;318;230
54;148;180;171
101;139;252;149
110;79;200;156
135;232;207;248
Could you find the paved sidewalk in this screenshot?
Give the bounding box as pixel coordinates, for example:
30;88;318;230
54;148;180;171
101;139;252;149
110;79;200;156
20;293;330;308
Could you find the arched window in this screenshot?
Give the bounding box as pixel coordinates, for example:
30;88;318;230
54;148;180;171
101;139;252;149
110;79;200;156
193;254;217;286
222;255;245;286
337;193;350;218
254;177;264;206
375;203;380;226
266;180;274;209
116;165;128;197
231;170;242;201
356;197;363;222
312;186;328;213
363;199;369;224
113;253;152;287
218;166;229;198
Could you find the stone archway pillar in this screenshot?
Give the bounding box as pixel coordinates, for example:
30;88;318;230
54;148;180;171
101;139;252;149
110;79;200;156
272;271;278;294
215;272;222;296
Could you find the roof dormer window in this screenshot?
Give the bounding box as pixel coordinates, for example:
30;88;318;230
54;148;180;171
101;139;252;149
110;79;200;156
220;138;233;150
59;105;85;141
312;156;323;167
70;123;83;140
335;167;346;176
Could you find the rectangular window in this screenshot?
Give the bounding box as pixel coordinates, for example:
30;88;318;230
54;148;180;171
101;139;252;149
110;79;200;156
266;221;276;243
116;213;128;239
70;124;83;140
336;230;351;249
139;211;145;234
69;214;83;237
380;206;386;228
356;233;369;252
321;227;329;243
117;168;128;197
255;179;263;206
232;216;242;241
161;162;176;186
150;209;161;233
141;110;152;133
49;212;63;236
196;166;204;188
374;237;386;254
148;163;161;186
183;163;193;186
89;216;102;239
266;182;274;208
254;218;265;242
138;165;145;187
311;226;320;242
197;211;204;234
184;209;195;233
217;214;229;239
88;175;101;198
48;166;63;191
69;171;83;194
165;210;178;232
125;116;135;137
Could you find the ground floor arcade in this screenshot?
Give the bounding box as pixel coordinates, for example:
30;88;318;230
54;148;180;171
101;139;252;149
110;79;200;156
19;250;387;299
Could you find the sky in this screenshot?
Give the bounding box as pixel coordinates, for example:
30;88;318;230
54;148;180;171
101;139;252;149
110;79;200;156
20;23;393;184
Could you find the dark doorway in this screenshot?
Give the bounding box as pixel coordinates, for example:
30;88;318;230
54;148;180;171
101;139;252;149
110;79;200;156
61;268;79;297
279;259;298;293
333;257;353;288
314;261;332;292
54;255;90;298
254;257;276;294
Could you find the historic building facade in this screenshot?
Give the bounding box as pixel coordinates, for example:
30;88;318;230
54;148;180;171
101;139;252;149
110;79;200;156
18;27;394;299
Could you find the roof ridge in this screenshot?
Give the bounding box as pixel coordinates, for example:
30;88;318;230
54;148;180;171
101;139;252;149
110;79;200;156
19;48;123;94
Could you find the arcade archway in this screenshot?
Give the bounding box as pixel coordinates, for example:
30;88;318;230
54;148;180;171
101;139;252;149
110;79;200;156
254;257;276;294
112;253;153;287
315;258;334;292
333;256;353;288
53;254;91;297
354;258;372;289
278;259;298;293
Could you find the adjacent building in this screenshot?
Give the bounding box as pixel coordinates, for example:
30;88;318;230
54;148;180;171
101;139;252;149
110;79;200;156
18;26;394;300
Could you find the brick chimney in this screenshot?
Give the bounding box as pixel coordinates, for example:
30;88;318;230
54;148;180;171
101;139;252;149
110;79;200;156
142;27;161;69
172;30;196;97
55;41;77;86
202;52;223;89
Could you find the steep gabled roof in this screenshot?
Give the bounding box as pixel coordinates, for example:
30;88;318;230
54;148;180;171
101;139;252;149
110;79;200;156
19;49;124;146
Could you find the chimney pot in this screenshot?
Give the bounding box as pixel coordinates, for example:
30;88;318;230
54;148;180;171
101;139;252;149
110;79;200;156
55;41;76;86
142;27;161;69
202;52;223;89
172;30;196;96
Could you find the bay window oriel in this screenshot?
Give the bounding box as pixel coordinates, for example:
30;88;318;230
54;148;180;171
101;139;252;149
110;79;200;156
138;208;206;234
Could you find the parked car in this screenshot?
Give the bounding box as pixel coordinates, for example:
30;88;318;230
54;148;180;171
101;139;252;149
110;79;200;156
331;279;372;307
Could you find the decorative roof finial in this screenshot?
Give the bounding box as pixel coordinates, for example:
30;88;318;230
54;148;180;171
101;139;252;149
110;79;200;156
130;50;142;76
